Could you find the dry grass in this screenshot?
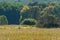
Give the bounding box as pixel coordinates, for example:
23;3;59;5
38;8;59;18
0;25;60;40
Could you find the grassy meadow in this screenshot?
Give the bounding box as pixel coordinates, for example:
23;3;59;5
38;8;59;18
0;25;60;40
0;0;60;40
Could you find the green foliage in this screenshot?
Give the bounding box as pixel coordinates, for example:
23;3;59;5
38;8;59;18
0;2;60;28
0;15;8;25
20;18;37;25
37;14;59;28
20;2;60;28
21;5;41;21
0;2;23;24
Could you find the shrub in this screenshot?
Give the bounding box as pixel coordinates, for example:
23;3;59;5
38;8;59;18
37;14;59;28
43;23;59;28
43;15;59;28
20;18;37;25
0;15;8;25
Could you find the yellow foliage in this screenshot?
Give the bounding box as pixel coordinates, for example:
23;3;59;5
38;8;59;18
21;5;30;13
43;5;55;11
41;5;55;14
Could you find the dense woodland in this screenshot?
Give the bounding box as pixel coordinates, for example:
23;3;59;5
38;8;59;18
0;1;60;28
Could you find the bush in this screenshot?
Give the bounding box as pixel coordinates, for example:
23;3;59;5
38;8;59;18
43;23;59;28
0;15;8;25
37;14;59;28
20;18;37;25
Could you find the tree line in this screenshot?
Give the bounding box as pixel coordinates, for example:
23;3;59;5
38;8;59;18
0;2;60;28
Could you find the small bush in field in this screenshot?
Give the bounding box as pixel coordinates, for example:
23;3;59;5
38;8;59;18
0;15;8;25
20;18;37;25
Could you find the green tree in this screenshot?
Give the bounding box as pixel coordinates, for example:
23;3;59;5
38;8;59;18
37;14;59;28
21;5;41;21
0;2;23;24
0;15;8;25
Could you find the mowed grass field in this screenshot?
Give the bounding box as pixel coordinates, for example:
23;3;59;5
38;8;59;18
0;25;60;40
